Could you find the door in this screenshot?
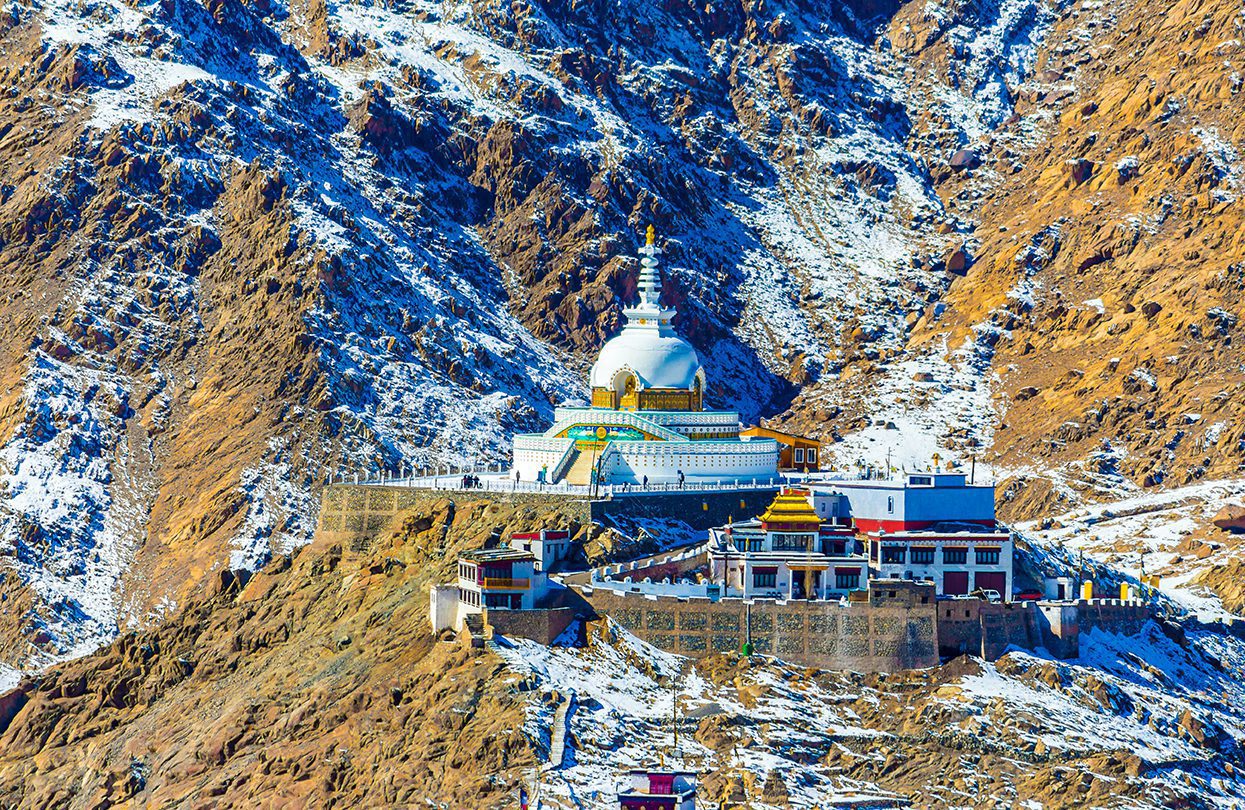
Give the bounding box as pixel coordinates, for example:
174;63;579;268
975;572;1007;595
943;571;970;595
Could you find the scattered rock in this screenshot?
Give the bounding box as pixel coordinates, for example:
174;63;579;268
1067;158;1095;185
1212;504;1245;533
949;149;980;171
945;246;973;275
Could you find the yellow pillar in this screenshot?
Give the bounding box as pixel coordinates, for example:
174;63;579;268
1119;582;1130;601
1081;580;1094;601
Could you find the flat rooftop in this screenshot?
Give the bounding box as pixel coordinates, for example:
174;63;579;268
460;548;536;563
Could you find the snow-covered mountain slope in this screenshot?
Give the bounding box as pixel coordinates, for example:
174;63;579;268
499;618;1245;808
0;0;1061;663
1;0;1243;675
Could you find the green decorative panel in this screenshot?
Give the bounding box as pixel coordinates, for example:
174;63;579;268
873;616;901;637
615;609;643;630
810;635;840;656
368;489;397;512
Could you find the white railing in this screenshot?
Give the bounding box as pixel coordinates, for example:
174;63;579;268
549;441;579;482
544;410;686;442
511;435;575;454
344;472;786;498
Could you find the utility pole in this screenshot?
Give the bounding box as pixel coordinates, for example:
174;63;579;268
671;674;679;760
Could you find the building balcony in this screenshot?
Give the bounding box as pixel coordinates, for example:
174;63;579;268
482;577;530;590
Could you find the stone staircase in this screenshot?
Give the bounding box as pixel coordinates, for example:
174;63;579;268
546;694;575;771
560;449;596;486
461;614;486;648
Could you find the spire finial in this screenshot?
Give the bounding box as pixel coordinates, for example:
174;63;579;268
645;224;655;246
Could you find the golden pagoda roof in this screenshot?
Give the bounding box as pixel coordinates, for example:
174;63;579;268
758;488;819;526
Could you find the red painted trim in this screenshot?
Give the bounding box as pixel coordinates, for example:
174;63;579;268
853;518;995;533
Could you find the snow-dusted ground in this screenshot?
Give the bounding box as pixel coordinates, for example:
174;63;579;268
826;336;999;473
496;623;901;809
1017;478;1245;620
496;617;1245;808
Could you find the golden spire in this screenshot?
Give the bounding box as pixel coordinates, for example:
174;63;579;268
646;224;655;246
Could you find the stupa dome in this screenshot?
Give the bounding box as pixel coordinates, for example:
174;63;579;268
589;329;703;391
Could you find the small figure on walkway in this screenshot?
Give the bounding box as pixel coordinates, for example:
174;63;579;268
642;474;649;489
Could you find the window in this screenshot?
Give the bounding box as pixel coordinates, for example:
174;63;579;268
881;546;906;565
772;533;813;551
808;448;817;463
910;475;933;486
975;547;1001;565
835;569;861;590
794;447;805;463
911;547;935;565
746;538;764;552
887;496;894;513
943;547;968;565
753;569;777;588
485;594;511;609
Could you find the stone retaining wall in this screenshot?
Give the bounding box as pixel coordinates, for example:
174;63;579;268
979;602;1041;660
486;607;578;646
579;580;939;673
1077;599;1150;637
314;484;779;551
595;489;780;530
314;485;594;550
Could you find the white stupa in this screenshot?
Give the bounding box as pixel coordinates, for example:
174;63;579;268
511;227;779;486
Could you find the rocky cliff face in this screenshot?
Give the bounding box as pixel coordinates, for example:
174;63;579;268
912;0;1245;519
0;0;1242;663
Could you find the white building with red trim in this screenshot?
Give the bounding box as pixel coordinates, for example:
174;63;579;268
708;489;869;600
809;472;1013;599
